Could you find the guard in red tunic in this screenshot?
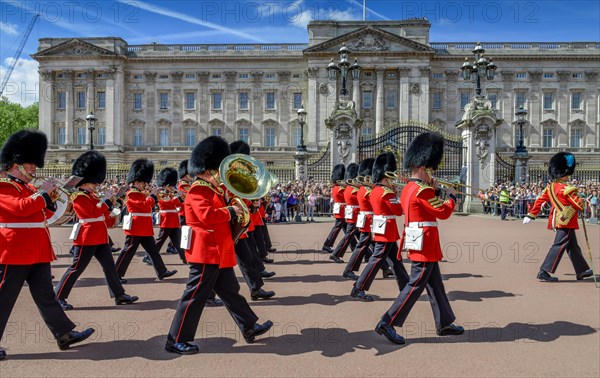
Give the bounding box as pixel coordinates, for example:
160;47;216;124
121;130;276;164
524;152;593;282
0;130;94;360
54;151;138;310
351;153;409;301
165;136;273;355
330;163;360;263
115;159;177;281
165;159;192;255
154;167;186;264
375;132;463;345
322;164;346;253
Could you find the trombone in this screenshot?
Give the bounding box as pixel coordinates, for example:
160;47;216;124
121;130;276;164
355;175;375;188
434;178;516;207
384;170;409;189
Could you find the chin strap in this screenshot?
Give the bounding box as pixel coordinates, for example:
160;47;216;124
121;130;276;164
17;165;34;181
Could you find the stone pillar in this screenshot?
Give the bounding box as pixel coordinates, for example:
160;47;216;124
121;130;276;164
513;154;532;184
250;71;263;148
294;150;309;180
85;70;95;146
105;68;118;146
528;70;542;147
171;71;184;146
64;71;74;145
144;72;157;146
398;67;411;122
39;70;54;141
223;71;237;142
278;71;291;147
352;77;360;114
306;67;319;149
375;67;384;134
197;72;210;140
418;67;430;123
556;70;571;147
584;71;599;147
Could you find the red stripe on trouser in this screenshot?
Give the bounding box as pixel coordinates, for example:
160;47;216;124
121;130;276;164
358;243;389;291
56;247;85;299
176;264;206;342
351;237;370;271
0;265;8;291
115;240;135;273
550;230;569;272
335;232;353;257
390;264;427;324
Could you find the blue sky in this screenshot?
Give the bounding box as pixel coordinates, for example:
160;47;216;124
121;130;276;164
1;0;599;105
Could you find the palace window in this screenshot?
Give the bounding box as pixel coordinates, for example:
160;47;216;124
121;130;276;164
488;93;498;109
58;127;66;145
159;128;169;146
185;92;196;110
292;126;302;148
543;73;554;79
77;127;86;145
159;92;169;110
432;73;443;79
361;125;373;138
133;128;143;146
239;73;249;79
543;92;554;110
265;127;276;147
542;128;553;148
211;127;223;136
97;128;106;145
133;93;142;110
57;91;66;109
185;73;196;79
97;92;106;109
515;92;526;108
570;129;581;148
432;92;443;110
386;91;396;109
293;93;302;109
362;91;373;109
515;72;527;79
572;92;582;110
460;92;470;110
77;91;86;109
185;128;196;147
212;92;222;110
238;127;249;143
572;72;583;79
265;92;276;110
239;92;249;110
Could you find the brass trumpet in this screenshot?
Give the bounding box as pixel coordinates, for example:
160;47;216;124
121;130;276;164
384;170;409;189
355;175;375;187
434;178;516;206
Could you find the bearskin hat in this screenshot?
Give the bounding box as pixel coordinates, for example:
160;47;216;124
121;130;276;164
331;164;345;183
358;158;375;177
373;152;397;183
156;167;178;187
71;151;106;186
0;129;48;171
126;158;154;184
177;159;189;180
548;152;576;179
345;163;359;180
230;140;251;155
403;132;445;171
189;136;230;176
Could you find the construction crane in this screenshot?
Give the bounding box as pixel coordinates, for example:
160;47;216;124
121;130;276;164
0;14;39;97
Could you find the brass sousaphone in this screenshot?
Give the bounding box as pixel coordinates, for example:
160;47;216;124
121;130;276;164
219;154;277;243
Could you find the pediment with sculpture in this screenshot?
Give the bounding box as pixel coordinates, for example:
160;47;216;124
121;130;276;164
33;39;119;59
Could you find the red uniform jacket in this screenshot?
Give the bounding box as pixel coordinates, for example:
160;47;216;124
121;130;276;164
527;181;583;229
370;185;403;243
177;181;191;219
344;185;360;223
332;185;346;219
250;210;264;227
357;185;373;233
0;178;55;265
400;181;455;262
124;188;156;237
184;179;237;268
158;196;182;229
71;189;112;246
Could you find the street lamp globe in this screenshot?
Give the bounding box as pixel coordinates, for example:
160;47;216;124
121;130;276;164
86;111;97;150
297;105;307;151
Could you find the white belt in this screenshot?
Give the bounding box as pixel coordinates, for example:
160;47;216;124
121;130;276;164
336;202;346;205
359;211;374;215
160;210;179;213
346;205;360;209
79;216;105;223
0;222;47;229
130;212;152;217
408;222;438;227
375;215;397;220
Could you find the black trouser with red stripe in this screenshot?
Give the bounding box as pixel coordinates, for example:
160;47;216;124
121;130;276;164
332;222;358;259
168;264;258;343
355;242;409;292
323;218;346;249
258;223;273;250
252;226;269;259
247;232;266;271
235;238;264;292
0;263;75;341
167;216;186;252
345;231;373;273
382;261;455;330
116;235;168;278
155;228;185;261
541;228;590;274
55;244;126;300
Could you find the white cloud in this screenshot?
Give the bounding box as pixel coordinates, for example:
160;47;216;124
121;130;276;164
0;58;39;106
0;21;19;35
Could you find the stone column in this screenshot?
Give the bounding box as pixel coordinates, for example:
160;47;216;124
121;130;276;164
39;70;54;141
278;71;291;147
85;70;95;146
499;70;514;147
513;154;532;184
444;70;459;130
556;70;571;147
352;77;361;114
64;71;74;145
584;71;599;147
294;150;309;180
375;66;384;134
144;72;157;146
418;67;430;123
306;67;319;149
398;67;411;122
528;70;542;147
223;71;237;142
171;71;184;146
250;71;263;147
197;72;210;140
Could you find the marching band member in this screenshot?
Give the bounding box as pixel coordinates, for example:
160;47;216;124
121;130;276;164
0;130;94;360
330;163;360;263
351;153;409;301
322;164;346;253
164;159;192;255
165;136;272;355
154;167;187;264
524;152;593;282
54;151;138;310
375;132;463;345
115;159;177;281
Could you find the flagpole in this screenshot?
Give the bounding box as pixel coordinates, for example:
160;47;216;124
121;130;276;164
363;0;366;21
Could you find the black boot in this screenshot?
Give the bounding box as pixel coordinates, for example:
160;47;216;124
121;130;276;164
57;328;95;350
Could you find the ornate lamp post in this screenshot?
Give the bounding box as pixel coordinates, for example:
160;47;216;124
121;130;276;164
512;105;531;184
515;106;528;154
327;43;361;96
460;42;497;97
297;104;307;151
86;111;97;150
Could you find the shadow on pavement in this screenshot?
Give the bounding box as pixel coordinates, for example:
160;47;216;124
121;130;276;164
442;273;486;280
265;274;348;284
249;292;396;307
74;299;180;311
65;276;190;289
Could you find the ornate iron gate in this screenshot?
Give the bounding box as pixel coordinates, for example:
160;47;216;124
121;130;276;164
307;142;331;181
495;154;515;182
358;121;463;178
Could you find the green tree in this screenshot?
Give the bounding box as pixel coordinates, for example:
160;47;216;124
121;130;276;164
0;98;39;146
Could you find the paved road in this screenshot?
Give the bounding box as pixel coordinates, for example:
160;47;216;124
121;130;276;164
1;215;598;377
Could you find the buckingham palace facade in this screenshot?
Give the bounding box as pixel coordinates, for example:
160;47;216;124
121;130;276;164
33;19;600;166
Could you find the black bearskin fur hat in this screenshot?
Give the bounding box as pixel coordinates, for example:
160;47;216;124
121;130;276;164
0;129;47;170
230;140;251;155
373;152;397;183
71;151;106;186
548;152;576;179
345;163;359;180
156;167;178;187
403;132;445;171
358;158;375;177
189;136;230;176
177;159;189;180
126;158;154;184
331;164;345;183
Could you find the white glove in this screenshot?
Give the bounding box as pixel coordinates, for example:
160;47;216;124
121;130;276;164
523;217;532;225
